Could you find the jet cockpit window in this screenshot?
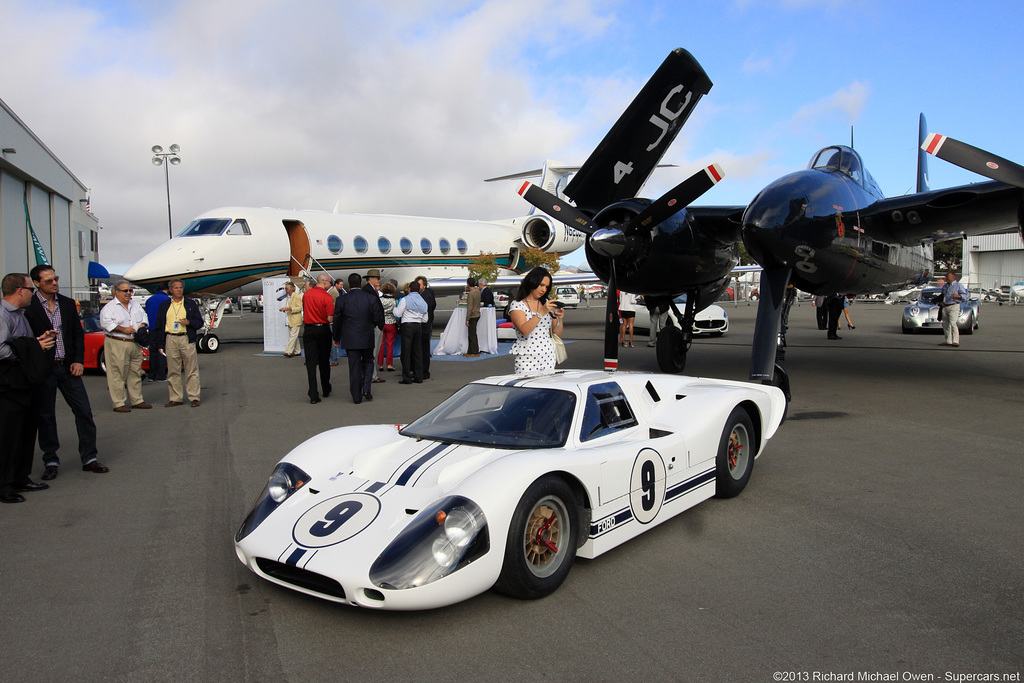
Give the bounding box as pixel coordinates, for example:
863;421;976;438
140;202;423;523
178;218;230;237
810;146;863;185
225;219;251;236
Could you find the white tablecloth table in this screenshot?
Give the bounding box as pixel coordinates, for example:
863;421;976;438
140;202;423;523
434;307;498;355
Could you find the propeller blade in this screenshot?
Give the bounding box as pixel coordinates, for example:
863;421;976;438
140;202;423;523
625;164;725;233
748;267;791;383
604;265;620;372
517;182;596;234
922;134;1024;189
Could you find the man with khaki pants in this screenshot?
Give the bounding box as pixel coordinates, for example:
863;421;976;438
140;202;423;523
99;281;151;412
155;280;204;407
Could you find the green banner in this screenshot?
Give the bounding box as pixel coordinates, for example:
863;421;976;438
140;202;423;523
24;190;49;267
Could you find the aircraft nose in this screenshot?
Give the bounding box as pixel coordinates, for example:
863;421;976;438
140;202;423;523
741;171;821;269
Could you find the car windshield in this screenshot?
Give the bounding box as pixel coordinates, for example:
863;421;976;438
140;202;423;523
82;314;102;333
401;383;576;448
919;289;942;305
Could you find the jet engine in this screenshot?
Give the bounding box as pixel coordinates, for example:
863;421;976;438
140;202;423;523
517;215;586;254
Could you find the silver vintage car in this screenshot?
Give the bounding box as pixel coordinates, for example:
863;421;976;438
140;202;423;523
902;287;980;335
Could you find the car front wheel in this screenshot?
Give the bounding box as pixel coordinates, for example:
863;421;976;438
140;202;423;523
97;349;106;375
494;476;578;600
714;407;755;499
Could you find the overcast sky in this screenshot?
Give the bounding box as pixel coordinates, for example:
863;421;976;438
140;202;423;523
3;0;1022;273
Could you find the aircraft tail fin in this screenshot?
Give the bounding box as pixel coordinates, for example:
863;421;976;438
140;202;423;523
917;113;930;193
486;160;579;214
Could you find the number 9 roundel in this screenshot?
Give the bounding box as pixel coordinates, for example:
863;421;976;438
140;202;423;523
629;449;666;525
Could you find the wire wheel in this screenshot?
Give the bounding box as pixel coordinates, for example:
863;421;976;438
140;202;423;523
727;423;750;480
495;476;578;599
715;407;755;499
523;495;570;578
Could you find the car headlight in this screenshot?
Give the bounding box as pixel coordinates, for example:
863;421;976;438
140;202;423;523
909;306;920;316
235;462;311;542
369;496;488;590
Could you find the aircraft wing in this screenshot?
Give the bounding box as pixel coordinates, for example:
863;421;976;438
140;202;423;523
870;180;1022;245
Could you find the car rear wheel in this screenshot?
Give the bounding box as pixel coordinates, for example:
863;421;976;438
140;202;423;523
494;476;578;600
714;407;755;499
97;349;107;375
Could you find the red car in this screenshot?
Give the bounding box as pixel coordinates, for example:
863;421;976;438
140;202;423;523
82;315;150;374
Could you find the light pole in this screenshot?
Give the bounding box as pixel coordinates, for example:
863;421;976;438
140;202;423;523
151;144;181;239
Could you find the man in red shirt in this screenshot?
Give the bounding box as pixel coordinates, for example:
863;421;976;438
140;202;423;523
302;274;335;403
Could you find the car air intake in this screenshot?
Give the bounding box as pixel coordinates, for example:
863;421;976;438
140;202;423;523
255;558;346;600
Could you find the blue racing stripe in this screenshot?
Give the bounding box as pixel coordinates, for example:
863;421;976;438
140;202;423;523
396;443;450;486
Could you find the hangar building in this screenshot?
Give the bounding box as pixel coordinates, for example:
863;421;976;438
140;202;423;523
1;96;101;300
964;233;1024;289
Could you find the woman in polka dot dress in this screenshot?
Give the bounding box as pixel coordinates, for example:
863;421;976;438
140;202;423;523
508;267;565;375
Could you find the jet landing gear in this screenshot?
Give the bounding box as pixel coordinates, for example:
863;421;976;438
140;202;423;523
197;333;220;353
656;294;697;374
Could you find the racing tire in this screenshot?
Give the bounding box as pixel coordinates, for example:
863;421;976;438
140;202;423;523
714;407;755;499
494;476;579;600
656;322;686;374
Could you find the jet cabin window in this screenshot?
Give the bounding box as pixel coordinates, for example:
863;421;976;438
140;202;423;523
178;218;231;237
580;382;638;442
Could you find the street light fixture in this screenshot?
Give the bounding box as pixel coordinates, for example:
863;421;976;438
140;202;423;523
152;144;182;239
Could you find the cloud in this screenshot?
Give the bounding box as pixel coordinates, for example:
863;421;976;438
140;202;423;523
741;44;796;74
791;81;871;127
0;0;623;269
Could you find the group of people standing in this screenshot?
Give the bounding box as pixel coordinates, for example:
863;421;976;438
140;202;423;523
297;270;437;404
0;266;204;504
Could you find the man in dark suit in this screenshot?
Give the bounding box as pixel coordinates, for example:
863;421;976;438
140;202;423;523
362;268;386;384
479;279;495;308
415;275;436;379
332;273;384;404
27;265;108;480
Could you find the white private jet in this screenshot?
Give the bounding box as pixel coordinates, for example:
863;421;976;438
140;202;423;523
123;161;587;350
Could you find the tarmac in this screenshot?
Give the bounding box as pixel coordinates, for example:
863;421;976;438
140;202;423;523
1;297;1021;682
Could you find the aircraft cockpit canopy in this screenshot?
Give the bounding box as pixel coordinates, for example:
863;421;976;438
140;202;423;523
809;146;883;197
177;218;251;237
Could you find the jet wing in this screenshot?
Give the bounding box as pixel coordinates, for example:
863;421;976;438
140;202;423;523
869;180;1022;245
564;48;713;214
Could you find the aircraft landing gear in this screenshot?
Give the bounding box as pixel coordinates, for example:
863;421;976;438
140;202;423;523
656;293;697;374
197;333;220;353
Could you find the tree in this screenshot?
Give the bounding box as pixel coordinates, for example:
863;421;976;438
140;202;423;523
468;252;499;283
933;239;962;275
521;246;560;273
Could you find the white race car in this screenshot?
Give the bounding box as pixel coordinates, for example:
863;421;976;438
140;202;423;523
235;370;786;610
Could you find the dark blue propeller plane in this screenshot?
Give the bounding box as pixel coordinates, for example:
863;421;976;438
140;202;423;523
515;48;1022;398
